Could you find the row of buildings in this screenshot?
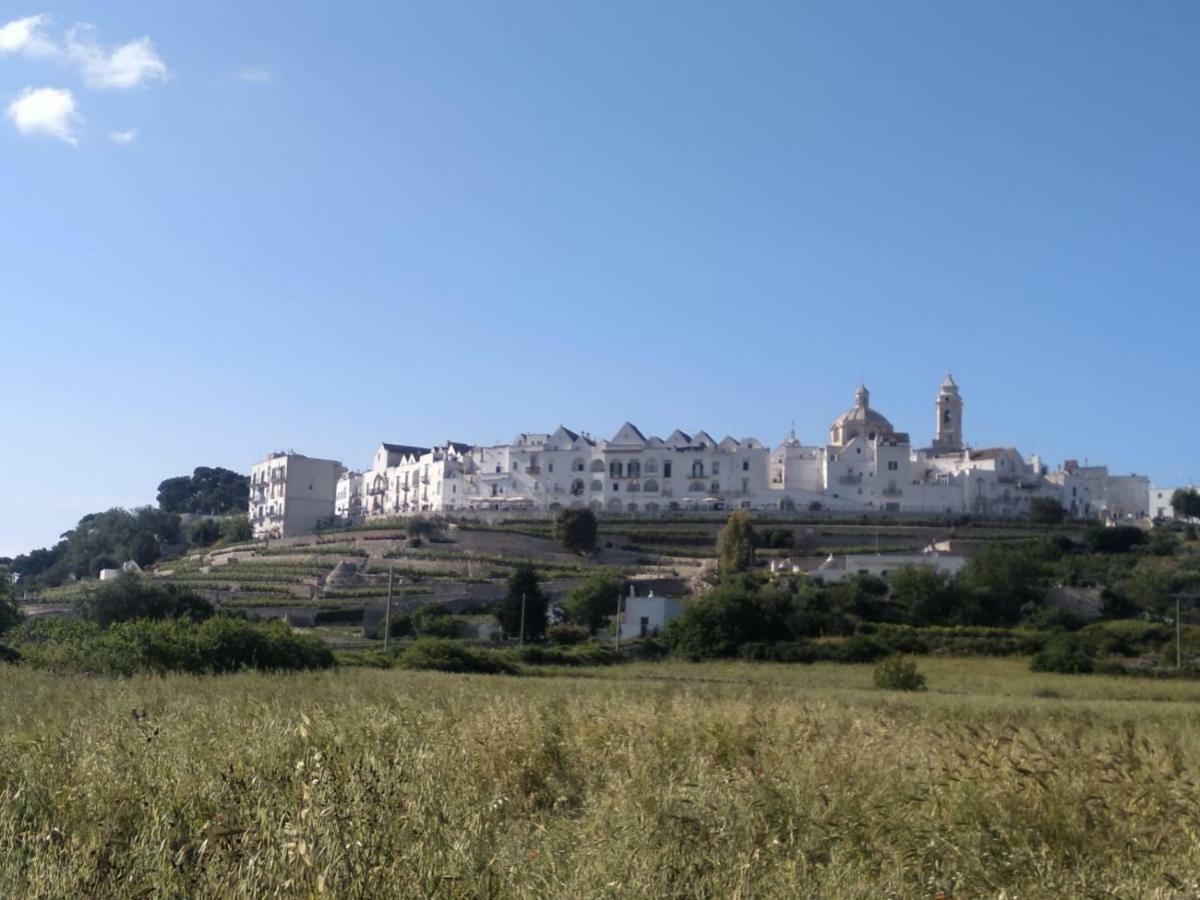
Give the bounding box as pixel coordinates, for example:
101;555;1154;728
248;376;1176;538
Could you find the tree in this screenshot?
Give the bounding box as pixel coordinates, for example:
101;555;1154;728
79;573;212;628
188;519;223;547
1029;497;1065;525
562;573;621;632
717;511;755;575
130;531;161;568
221;515;252;544
412;603;459;638
663;580;786;659
553;508;598;555
495;563;548;641
959;543;1046;626
157;467;250;515
0;567;21;635
1085;525;1147;555
1172;488;1200;521
889;565;961;627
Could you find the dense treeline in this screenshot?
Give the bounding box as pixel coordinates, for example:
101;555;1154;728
663;525;1200;662
0;574;332;675
156;467;249;515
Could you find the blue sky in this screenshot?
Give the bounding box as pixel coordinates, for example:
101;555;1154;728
2;1;1198;556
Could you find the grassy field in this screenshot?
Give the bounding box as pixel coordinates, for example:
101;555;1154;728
3;658;1200;898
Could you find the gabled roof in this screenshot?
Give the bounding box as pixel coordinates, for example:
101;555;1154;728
445;441;472;454
665;429;692;448
645;435;665;448
691;430;715;448
741;437;764;449
718;435;741;452
609;422;647;446
382;442;430;458
547;425;586;450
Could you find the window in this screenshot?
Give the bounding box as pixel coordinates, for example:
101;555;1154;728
643;478;659;492
548;462;554;473
742;460;749;471
627;461;640;478
663;462;672;478
590;459;604;473
645;459;658;474
573;458;585;472
712;462;720;475
689;481;704;492
887;460;898;471
711;482;719;493
613;483;620;492
590;480;602;492
610;461;623;478
691;461;704;478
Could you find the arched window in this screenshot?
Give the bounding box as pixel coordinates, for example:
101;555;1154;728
644;502;659;512
609;461;623;478
645;459;659;474
590;459;605;473
571;479;585;496
627;461;641;478
642;478;659;493
626;502;638;512
691;461;704;478
590;480;603;492
572;458;586;472
627;481;640;493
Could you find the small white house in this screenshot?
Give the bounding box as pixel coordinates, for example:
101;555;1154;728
811;550;967;584
618;587;682;640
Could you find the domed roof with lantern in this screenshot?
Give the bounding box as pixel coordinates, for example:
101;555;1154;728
829;383;895;446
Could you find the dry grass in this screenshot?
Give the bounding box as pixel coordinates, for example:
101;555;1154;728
2;658;1199;898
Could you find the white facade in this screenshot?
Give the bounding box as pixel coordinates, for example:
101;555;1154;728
248;452;344;538
618;590;683;640
810;551;968;584
278;376;1160;533
1150;486;1195;521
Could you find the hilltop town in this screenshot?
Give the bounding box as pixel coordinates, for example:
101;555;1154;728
249;376;1168;539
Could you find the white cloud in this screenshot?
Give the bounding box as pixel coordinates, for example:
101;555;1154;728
0;14;56;58
6;86;80;144
237;64;276;84
67;27;168;90
108;127;137;144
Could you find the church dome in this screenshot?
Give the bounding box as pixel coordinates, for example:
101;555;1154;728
829;384;894;446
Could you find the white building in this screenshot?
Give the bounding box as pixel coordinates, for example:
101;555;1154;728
618;588;683;640
248;452;344;538
809;550;968;584
307;375;1158;532
1150;486;1196;521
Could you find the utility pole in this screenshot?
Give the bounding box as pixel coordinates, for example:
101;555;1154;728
614;588;623;651
1178;593;1183;672
518;593;527;647
383;567;393;653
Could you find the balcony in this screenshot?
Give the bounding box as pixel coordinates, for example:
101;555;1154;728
881;487;902;497
525;466;541;475
838;474;863;485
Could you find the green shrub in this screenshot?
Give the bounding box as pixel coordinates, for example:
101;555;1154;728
873;655;927;691
13;616;333;675
1032;633;1095;674
78;574;213;627
412;603;459;638
396;638;519;675
547;623;589;645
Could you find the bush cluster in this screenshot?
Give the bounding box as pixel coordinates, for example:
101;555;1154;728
14;616;333;676
395;638;519;675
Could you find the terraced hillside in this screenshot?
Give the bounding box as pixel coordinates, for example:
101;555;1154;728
24;515;1088;639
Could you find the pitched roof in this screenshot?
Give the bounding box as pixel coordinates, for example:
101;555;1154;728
382;442;430;458
609;422;647;445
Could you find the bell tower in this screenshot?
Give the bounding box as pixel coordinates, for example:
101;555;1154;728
932;373;963;452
